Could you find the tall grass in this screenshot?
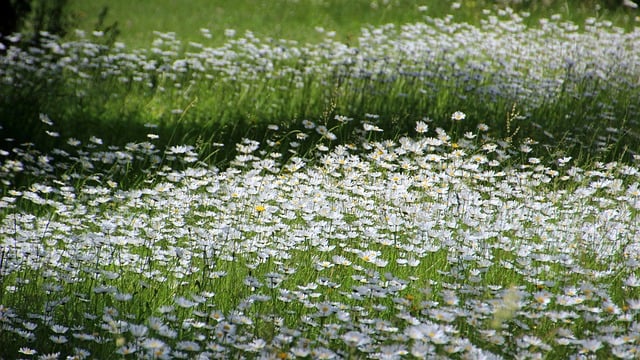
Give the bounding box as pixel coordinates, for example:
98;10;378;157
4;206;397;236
67;0;639;48
1;4;640;359
0;112;638;358
2;8;639;176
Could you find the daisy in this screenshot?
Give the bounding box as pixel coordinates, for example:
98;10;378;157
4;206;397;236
49;335;68;344
176;340;200;352
129;324;148;337
311;347;336;359
37;353;60;360
18;347;36;355
579;339;603;353
142;338;167;351
50;324;69;334
415;121;429;134
316;302;335;317
376;344;408;359
363;123;383;132
451;111;466;121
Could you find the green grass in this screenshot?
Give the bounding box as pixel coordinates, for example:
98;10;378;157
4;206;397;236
0;1;635;176
69;0;430;48
1;2;639;358
68;0;639;48
1;124;638;358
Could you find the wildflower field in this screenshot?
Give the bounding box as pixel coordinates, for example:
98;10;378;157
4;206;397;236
1;1;640;359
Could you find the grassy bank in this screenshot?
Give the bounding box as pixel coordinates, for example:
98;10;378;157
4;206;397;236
67;0;639;48
2;7;639;172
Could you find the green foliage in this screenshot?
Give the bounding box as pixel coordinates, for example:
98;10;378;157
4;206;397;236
67;0;638;48
2;2;640;358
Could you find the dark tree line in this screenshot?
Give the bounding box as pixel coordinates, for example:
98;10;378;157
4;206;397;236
0;0;31;38
1;0;69;49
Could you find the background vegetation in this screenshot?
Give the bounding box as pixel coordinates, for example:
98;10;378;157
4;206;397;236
1;0;639;178
65;0;638;47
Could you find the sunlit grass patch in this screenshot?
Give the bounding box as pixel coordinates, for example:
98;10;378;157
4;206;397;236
67;0;639;48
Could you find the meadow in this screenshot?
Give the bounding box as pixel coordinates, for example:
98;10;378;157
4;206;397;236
1;1;640;359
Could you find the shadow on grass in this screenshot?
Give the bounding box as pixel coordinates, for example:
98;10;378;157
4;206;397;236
1;68;639;189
